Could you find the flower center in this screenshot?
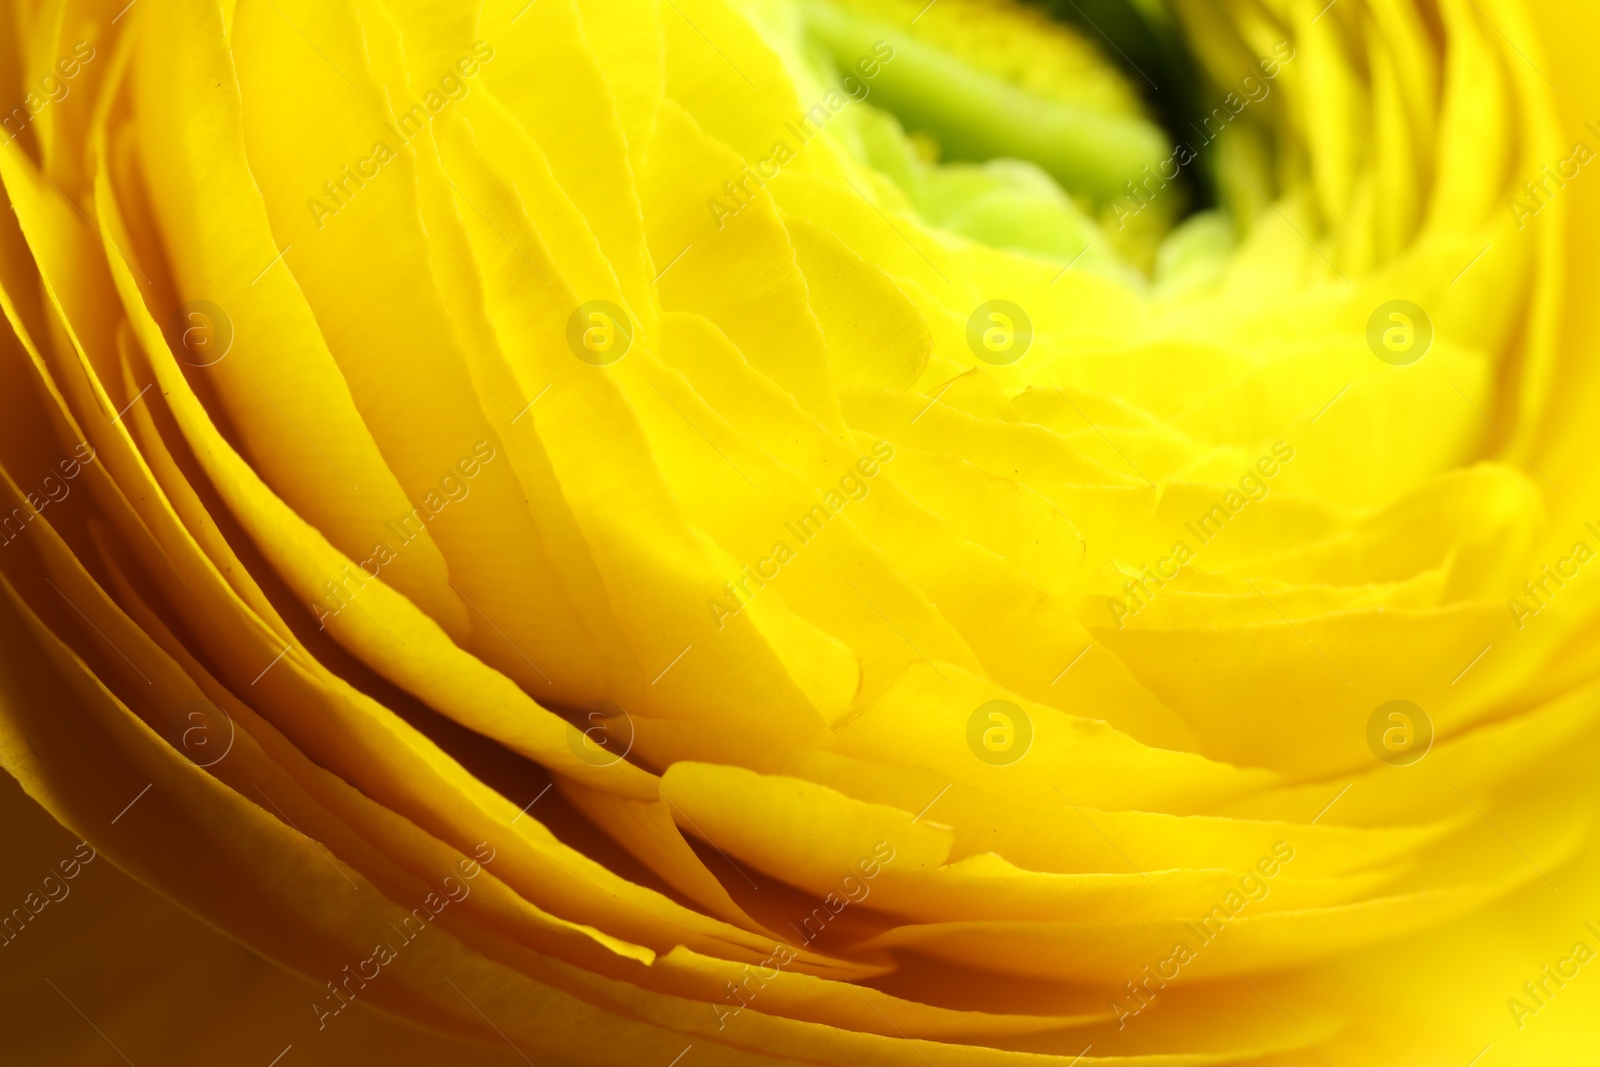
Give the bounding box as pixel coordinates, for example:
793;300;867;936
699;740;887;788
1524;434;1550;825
794;0;1234;276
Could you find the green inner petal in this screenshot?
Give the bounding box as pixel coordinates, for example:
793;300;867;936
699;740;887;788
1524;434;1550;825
803;0;1172;206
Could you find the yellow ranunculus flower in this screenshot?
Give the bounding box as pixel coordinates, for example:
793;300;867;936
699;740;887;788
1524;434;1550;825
3;0;1600;1062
